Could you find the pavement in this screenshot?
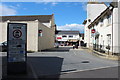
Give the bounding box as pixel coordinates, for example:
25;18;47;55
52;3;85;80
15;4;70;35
0;46;119;80
80;47;120;61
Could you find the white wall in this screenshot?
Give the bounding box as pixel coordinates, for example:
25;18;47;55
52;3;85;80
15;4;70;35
0;22;7;43
118;1;120;53
26;21;39;52
85;2;120;54
113;8;119;53
89;7;119;53
87;3;107;22
85;3;107;48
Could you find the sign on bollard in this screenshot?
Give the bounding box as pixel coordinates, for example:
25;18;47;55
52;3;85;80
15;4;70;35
7;23;27;74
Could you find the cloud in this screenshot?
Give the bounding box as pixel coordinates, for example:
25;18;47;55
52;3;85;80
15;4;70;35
57;23;84;33
44;8;47;10
35;2;58;6
0;4;17;16
51;2;58;6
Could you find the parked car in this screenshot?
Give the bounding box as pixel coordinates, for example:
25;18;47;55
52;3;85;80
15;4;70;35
0;41;7;52
54;43;59;48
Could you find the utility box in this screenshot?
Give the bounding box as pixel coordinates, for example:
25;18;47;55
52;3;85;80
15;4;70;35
7;23;27;74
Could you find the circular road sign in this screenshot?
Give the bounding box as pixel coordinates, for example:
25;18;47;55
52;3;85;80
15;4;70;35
13;29;22;38
91;29;96;33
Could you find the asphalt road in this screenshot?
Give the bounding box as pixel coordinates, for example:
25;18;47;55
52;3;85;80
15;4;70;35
27;46;119;78
0;46;119;79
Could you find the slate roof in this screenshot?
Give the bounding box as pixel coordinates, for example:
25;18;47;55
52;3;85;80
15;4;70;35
57;31;80;35
0;14;54;22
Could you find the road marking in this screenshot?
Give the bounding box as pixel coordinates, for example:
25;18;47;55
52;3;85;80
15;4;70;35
61;66;118;74
28;63;39;80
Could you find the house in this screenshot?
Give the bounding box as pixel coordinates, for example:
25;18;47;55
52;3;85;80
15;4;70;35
83;2;120;55
83;2;107;48
0;14;56;52
56;31;80;46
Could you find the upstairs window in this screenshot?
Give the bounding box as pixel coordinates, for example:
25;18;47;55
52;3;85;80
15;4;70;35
100;18;103;23
69;35;73;38
100;18;104;27
107;15;111;25
62;35;67;38
107;34;111;45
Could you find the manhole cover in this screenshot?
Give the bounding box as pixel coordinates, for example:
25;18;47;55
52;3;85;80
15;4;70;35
81;61;90;63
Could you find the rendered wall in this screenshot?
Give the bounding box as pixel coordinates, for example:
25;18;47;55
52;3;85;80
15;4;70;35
85;3;107;48
0;21;39;52
38;22;54;51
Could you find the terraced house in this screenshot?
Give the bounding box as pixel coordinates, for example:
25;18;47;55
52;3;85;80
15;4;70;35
83;2;120;55
0;14;56;52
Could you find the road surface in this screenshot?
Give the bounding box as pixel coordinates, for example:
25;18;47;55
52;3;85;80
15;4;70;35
0;46;119;79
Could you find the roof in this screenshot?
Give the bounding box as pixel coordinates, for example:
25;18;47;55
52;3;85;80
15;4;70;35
110;2;118;8
57;31;80;35
87;2;107;7
0;14;54;22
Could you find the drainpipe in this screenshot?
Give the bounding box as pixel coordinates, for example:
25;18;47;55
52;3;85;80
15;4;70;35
112;9;113;55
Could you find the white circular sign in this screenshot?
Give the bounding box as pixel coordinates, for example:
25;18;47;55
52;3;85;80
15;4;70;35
13;29;22;38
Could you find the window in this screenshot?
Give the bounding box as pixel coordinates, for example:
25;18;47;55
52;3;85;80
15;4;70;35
95;22;99;26
107;15;111;25
100;18;104;27
69;35;73;38
62;35;67;38
100;18;103;23
107;34;111;45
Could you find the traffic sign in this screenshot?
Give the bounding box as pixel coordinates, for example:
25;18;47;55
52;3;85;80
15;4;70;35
13;29;22;38
7;23;27;74
91;29;96;33
38;29;42;37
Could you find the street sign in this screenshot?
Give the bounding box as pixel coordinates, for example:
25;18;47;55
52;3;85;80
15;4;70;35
91;29;96;33
7;23;27;74
13;29;22;38
38;29;42;37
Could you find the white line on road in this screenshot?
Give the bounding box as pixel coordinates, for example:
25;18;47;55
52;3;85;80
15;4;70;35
61;65;118;74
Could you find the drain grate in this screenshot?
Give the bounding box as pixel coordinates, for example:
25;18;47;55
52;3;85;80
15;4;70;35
81;61;90;63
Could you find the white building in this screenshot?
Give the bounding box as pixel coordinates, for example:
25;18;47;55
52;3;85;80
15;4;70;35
0;14;56;52
56;31;80;46
83;2;107;48
83;2;120;55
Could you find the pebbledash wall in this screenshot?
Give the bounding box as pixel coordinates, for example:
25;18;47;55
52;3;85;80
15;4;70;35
0;14;56;52
83;2;120;54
